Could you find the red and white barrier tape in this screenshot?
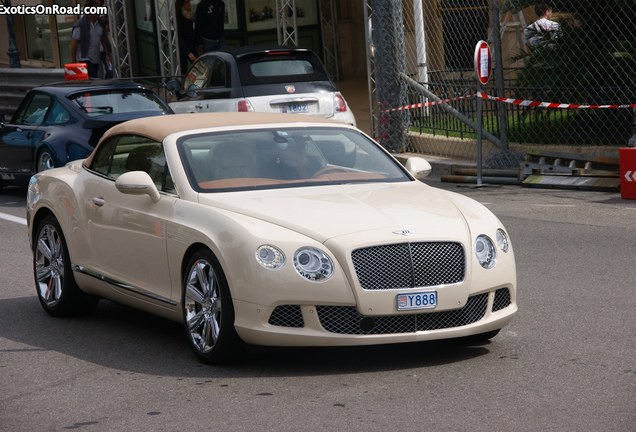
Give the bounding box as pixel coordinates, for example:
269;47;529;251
383;91;636;112
476;91;636;109
384;94;474;112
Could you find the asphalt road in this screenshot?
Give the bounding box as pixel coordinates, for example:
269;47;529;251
1;179;635;432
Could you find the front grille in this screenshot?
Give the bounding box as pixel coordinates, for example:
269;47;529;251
316;293;488;335
268;305;304;328
492;288;511;312
351;242;465;290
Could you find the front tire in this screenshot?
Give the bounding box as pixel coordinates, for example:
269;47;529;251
183;249;244;364
33;215;98;316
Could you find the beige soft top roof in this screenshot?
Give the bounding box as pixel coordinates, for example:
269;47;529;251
101;112;345;143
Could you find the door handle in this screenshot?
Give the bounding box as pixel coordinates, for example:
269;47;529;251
92;197;105;207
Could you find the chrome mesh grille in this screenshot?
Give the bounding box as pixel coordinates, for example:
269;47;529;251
351;242;465;290
492;288;511;312
316;293;488;335
268;305;304;328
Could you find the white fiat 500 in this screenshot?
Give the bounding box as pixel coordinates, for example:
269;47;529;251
166;47;357;126
26;112;517;364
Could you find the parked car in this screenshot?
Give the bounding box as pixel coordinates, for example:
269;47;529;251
0;80;173;187
26;112;517;364
166;46;357;126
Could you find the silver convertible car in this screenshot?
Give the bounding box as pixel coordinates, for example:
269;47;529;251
26;113;517;364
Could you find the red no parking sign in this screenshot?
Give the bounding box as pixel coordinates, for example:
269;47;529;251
474;40;492;85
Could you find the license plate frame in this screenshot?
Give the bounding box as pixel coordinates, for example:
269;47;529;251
396;291;438;311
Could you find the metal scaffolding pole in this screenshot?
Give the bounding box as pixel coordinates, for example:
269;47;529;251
276;0;298;46
363;0;377;138
318;0;339;81
155;0;179;78
106;0;131;78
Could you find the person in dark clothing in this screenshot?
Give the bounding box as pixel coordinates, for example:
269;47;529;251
70;0;109;79
194;0;226;54
176;0;197;74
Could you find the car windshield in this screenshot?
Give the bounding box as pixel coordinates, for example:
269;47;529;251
70;90;169;117
178;127;411;192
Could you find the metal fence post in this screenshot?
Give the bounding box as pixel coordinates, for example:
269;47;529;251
630;108;636;147
371;0;408;153
490;0;507;150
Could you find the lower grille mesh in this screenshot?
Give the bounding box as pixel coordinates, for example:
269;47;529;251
492;288;511;312
268;305;304;328
316;293;488;335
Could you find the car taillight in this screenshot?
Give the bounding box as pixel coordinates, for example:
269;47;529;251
237;99;254;112
334;93;347;113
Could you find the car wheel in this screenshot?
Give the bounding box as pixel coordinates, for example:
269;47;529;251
36;148;54;172
183;249;244;364
33;215;98;317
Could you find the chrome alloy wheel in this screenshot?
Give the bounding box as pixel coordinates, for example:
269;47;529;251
34;223;65;306
37;150;54;172
184;259;222;354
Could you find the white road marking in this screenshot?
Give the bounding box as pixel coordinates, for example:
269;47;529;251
0;212;27;226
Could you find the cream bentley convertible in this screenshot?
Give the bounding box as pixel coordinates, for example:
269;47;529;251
26;112;517;364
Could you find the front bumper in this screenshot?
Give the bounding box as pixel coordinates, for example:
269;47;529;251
233;285;516;346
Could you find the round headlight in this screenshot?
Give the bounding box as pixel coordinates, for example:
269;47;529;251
255;245;285;270
293;247;334;282
496;229;510;253
475;235;496;269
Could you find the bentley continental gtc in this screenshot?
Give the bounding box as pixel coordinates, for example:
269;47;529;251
26;112;517;364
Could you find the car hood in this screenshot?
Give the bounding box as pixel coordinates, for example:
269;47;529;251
198;181;471;244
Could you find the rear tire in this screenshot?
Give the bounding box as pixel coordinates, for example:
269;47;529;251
182;249;244;364
36;148;54;172
33;215;98;317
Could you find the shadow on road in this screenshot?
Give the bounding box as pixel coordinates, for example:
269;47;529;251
0;296;491;378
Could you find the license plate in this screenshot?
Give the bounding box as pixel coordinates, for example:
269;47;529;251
282;103;309;113
396;291;437;311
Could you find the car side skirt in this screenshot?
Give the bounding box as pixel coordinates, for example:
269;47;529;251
73;265;178;307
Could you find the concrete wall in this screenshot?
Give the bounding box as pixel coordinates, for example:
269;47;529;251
0;68;64;118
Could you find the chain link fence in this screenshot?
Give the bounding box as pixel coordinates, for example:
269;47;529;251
370;0;636;164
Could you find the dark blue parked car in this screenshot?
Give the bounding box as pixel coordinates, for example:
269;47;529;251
0;80;173;187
